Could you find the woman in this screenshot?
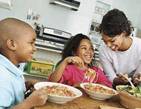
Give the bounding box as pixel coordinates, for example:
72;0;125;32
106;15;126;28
97;9;141;87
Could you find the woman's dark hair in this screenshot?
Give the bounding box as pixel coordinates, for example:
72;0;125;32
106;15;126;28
97;9;133;37
56;33;93;66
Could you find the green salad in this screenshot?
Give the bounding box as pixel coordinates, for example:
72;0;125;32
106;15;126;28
116;85;141;98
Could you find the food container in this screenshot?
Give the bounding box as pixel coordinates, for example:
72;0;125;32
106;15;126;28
34;82;82;104
24;60;54;77
80;83;118;100
119;91;141;109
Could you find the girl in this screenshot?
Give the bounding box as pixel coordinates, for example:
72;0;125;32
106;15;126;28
49;33;112;87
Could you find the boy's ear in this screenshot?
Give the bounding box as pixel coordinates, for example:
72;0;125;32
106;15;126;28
6;39;17;51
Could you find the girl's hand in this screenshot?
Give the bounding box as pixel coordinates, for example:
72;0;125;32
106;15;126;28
85;68;96;82
65;56;84;68
73;83;81;88
132;73;141;86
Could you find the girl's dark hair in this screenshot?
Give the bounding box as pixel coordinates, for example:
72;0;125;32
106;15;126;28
62;33;90;59
56;33;92;66
97;9;133;37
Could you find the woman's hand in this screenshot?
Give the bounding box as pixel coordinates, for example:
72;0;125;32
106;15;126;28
113;74;129;88
132;73;141;86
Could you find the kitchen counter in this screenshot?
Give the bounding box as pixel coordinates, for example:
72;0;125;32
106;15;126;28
34;93;123;109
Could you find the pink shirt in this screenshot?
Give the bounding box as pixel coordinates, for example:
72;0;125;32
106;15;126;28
58;65;112;87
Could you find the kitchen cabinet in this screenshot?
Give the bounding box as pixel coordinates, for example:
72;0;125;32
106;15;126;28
88;0;112;67
92;0;111;23
89;0;111;43
24;26;72;80
0;0;12;9
24;48;61;80
89;0;112;35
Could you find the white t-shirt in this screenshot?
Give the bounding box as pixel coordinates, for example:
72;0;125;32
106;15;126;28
99;36;141;82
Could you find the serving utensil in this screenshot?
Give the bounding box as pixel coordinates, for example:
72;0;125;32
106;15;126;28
121;74;135;88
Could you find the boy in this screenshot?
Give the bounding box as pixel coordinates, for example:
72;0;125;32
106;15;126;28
0;18;48;109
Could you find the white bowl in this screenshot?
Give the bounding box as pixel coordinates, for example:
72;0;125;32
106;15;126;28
80;83;118;100
34;82;82;104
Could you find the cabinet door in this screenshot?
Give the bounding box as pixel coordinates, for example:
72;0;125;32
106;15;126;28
0;0;12;9
92;0;111;23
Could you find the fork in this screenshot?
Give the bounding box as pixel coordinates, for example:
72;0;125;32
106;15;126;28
82;74;88;83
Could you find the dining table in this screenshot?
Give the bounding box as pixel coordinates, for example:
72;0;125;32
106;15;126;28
34;92;124;109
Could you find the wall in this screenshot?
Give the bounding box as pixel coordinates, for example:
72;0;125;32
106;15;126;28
0;0;97;63
112;0;141;37
1;0;141;63
1;0;141;35
0;0;96;35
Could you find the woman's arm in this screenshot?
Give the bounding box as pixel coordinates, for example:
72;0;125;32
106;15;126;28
132;64;141;86
99;47;117;82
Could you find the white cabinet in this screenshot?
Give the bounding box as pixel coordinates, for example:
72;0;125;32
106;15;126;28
89;0;112;66
0;0;12;9
34;48;61;64
89;0;113;45
92;0;111;23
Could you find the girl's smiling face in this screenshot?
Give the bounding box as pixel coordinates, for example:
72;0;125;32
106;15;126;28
76;39;94;65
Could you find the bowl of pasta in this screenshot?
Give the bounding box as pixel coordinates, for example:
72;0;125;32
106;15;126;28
80;83;118;100
34;82;82;104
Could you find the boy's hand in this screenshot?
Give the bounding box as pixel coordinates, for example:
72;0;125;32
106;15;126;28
25;80;39;98
25;79;39;91
13;88;48;109
25;88;48;108
132;73;141;86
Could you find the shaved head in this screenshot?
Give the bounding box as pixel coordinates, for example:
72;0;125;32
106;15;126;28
0;18;35;48
0;18;36;64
